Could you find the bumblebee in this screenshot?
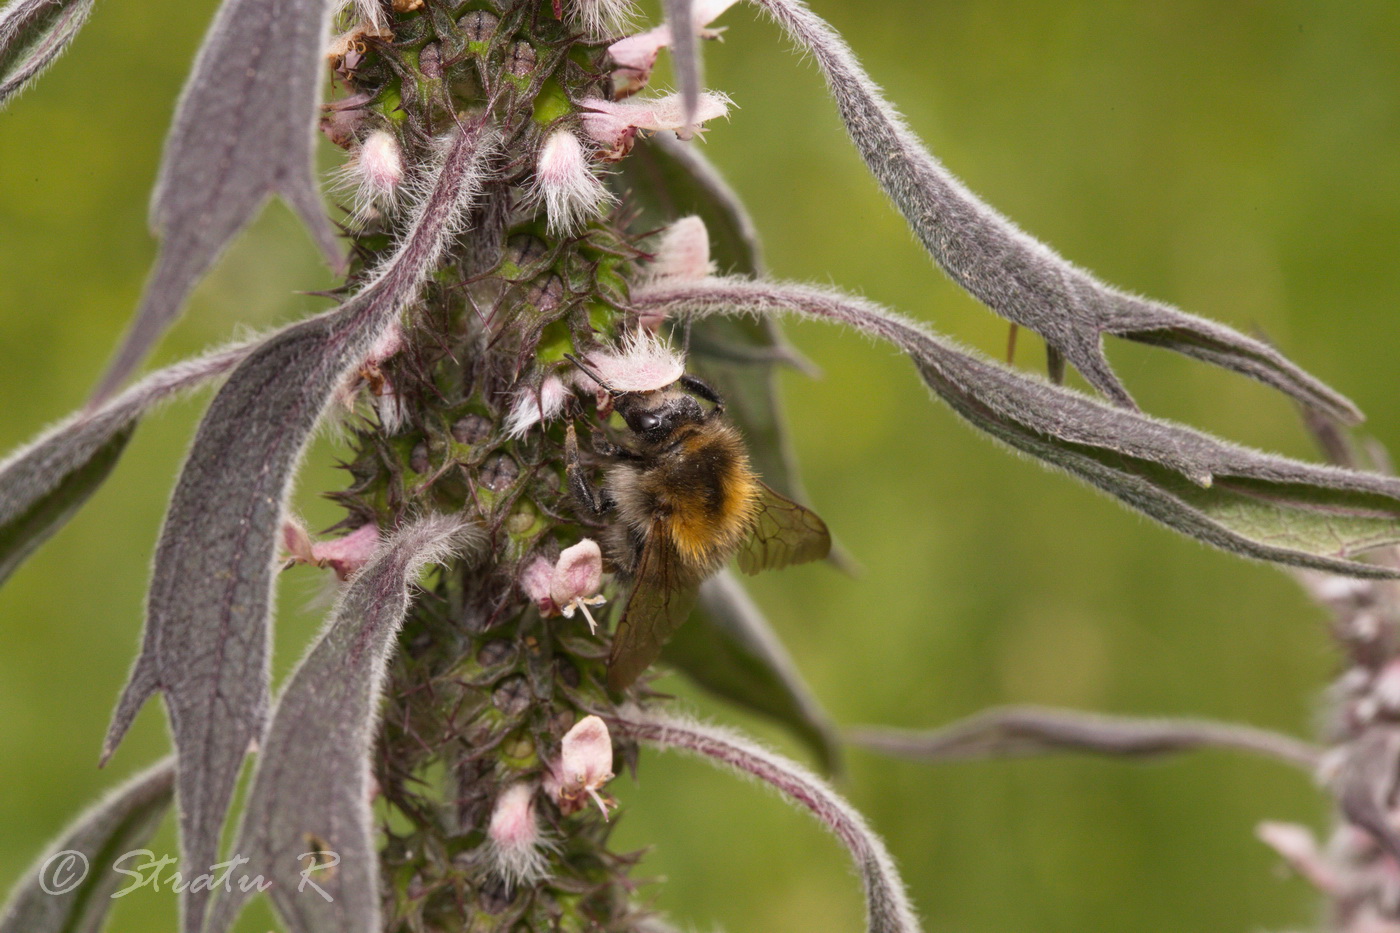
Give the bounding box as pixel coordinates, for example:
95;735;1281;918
565;359;831;690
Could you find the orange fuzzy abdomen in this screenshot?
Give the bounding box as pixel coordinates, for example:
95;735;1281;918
652;428;760;574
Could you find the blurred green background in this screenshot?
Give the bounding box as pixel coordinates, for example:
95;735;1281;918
3;1;1400;930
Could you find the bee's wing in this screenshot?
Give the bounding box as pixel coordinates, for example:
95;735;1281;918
737;482;832;575
607;534;700;691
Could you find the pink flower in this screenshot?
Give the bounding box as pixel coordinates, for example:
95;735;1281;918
583;330;685;393
547;715;615;818
579;92;732;155
518;539;607;631
608;0;737;95
529;129;615;236
487;782;553;887
551;539;606;632
282;520;382;581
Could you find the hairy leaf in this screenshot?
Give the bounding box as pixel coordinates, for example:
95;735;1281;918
101;122;497;933
206;516;478;933
664;569;842;773
851;706;1320;771
635;279;1400;578
0;342;254;587
89;0;348;402
746;0;1359;423
1333;726;1400;862
612;709;921;933
613;135;818;506
663;0;698;129
0;757;174;933
0;0;93;107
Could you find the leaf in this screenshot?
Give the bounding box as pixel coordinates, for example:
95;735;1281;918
850;706;1320;771
205;516;478;933
100;122;497;933
0;757;175;933
663;0;699;130
612;135;820;509
0;0;94;108
745;0;1360;423
663;569;842;773
89;0;348;402
0;342;254;588
634;278;1400;578
612;708;921;933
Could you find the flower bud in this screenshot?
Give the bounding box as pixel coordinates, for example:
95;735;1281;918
520;555;556;613
334;130;404;225
646;215;714;283
569;0;637;37
547;715;616;818
506;373;572;438
487;782;552;888
529;130;615;236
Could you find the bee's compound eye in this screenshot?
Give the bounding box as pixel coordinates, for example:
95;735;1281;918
638;413;661;432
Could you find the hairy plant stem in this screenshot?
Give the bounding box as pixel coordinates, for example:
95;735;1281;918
322;2;647;928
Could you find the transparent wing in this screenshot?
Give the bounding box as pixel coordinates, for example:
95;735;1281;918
607;533;700;691
737;482;832;575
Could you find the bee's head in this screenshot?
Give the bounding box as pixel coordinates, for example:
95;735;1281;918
615;388;704;444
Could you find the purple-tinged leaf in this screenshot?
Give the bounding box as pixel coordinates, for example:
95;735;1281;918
663;0;698;130
1332;726;1400;862
206;516;479;933
744;0;1360;424
663;570;842;774
851;706;1321;771
611;708;921;933
612;136;846;567
635;278;1400;578
0;0;93;108
89;0;349;403
0;341;255;587
0;757;174;933
100;121;497;933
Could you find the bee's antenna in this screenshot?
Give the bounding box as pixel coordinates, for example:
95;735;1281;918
564;353;616;394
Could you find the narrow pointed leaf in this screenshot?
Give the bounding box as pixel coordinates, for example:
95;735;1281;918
0;757;175;933
0;342;255;587
0;0;94;107
616;134;764;275
613;135;817;505
663;0;699;129
206;516;478;933
851;706;1320;771
663;569;842;773
90;0;347;402
101;122;496;933
612;709;922;933
746;0;1359;423
636;279;1400;578
1333;727;1400;862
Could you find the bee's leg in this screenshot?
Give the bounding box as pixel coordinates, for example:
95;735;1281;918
565;423;612;517
679;374;726;417
592;438;645;462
